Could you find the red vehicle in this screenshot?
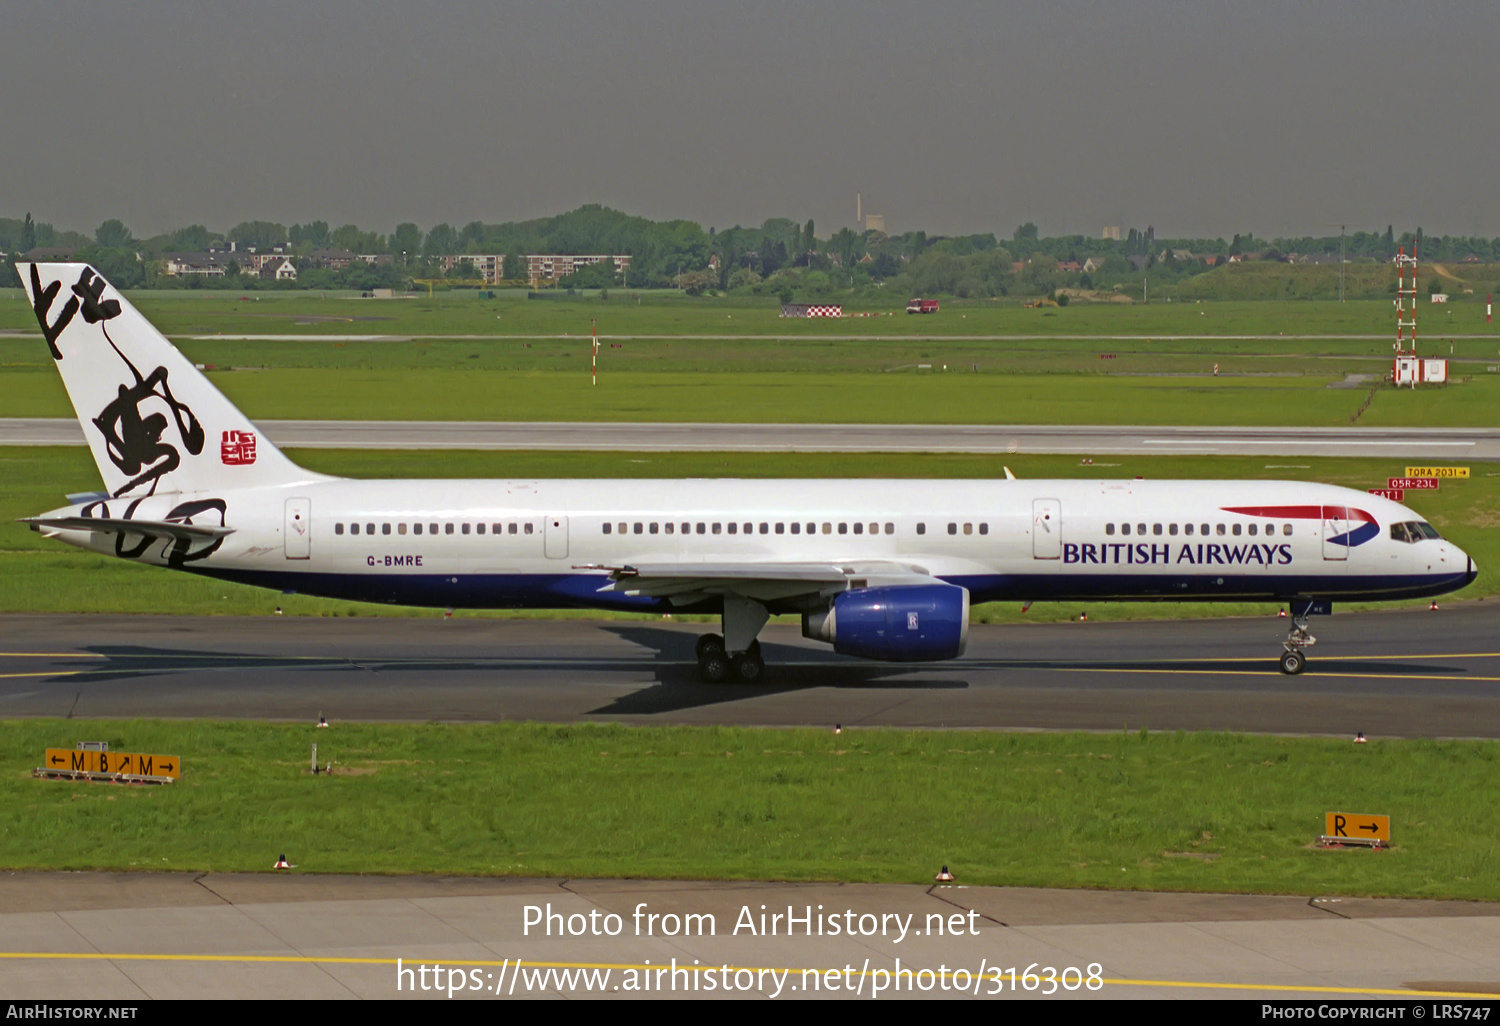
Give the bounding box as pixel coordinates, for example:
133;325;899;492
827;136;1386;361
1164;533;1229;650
906;298;940;314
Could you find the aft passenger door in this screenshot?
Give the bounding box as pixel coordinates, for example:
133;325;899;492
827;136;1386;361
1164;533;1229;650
284;498;311;560
544;515;569;559
1032;499;1061;559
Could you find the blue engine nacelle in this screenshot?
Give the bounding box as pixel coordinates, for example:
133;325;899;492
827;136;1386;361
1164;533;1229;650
802;584;970;662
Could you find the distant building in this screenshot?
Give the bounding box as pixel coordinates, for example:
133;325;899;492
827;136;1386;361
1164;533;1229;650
260;258;297;281
1082;256;1110;274
1128;255;1150;272
1101;226;1121;241
21;246;76;262
162;252;230;277
864;214;886;233
307;248;356;270
357;253;393;266
437;254;505;283
524;254;631;285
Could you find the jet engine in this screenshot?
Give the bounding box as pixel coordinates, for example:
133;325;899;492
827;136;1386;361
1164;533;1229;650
802;583;970;662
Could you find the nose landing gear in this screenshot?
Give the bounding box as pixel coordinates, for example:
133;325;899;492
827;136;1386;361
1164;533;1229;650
1279;604;1318;675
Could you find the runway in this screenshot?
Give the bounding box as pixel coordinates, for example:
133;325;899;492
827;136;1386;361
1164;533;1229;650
3;605;1499;737
4;417;1499;458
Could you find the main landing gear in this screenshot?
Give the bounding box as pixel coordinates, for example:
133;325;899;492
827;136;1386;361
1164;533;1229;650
695;634;764;683
1279;608;1316;675
695;593;770;683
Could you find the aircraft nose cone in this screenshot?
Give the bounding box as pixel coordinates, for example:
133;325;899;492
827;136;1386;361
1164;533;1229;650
1466;554;1478;586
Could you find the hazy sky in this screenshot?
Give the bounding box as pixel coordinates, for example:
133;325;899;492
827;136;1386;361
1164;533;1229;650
4;0;1498;240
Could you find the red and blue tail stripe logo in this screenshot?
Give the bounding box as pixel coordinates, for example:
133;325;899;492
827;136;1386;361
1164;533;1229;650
1220;505;1380;548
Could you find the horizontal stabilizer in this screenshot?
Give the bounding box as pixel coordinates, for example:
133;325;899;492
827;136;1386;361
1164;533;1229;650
24;515;236;542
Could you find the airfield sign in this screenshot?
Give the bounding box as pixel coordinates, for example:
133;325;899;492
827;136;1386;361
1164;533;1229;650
1323;812;1390;845
43;749;180;779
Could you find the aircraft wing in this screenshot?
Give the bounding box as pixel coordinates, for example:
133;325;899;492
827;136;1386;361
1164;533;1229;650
24;516;236;543
583;560;937;604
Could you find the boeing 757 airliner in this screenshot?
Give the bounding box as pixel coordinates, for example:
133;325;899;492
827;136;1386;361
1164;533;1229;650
19;263;1477;680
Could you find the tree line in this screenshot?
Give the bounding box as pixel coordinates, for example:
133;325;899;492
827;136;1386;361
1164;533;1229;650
6;206;1500;299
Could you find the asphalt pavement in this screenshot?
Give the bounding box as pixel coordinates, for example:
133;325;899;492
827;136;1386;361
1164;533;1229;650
3;604;1498;737
4;417;1499;458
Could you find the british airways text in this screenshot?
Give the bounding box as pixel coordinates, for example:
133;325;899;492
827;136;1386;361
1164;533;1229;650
1063;543;1294;566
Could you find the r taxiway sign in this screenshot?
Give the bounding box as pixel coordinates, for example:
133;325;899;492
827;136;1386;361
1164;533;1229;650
1325;812;1390;844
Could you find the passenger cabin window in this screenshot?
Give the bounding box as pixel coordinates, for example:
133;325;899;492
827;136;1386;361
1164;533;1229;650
461;523;470;535
524;523;533;535
1169;523;1178;536
335;523;345;535
398;524;407;535
1232;523;1242;536
1105;523;1115;536
979;523;988;535
916;523;926;535
1153;524;1162;536
948;523;957;535
1121;523;1130;536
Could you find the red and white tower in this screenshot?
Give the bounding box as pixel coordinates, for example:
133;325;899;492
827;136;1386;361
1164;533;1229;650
1393;245;1420;387
1392;244;1448;387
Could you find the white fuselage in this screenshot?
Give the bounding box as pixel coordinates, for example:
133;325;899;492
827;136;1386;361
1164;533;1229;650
42;476;1475;615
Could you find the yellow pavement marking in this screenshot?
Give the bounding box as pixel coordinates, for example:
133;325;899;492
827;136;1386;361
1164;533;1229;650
0;670;83;680
1037;665;1500;683
0;951;1492;998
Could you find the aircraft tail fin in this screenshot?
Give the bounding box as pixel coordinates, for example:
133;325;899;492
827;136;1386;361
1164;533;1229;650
19;263;327;498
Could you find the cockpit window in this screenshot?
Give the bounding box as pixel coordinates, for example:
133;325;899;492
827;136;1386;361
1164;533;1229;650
1390;521;1440;544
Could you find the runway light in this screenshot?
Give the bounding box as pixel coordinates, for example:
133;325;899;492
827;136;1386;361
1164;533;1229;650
1354;732;1368;744
834;724;842;734
1278;609;1288;618
1079;611;1088;622
274;854;290;869
1430;601;1440;611
935;866;954;882
317;715;329;729
274;606;282;615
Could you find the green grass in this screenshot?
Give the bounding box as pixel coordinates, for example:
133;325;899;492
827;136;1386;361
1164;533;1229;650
6;288;1500;339
5;720;1500;898
3;363;1497;426
1;447;1493;619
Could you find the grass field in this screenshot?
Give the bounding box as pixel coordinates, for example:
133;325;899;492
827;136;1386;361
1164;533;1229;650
6;288;1500;339
2;351;1496;427
2;447;1492;619
6;720;1500;898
